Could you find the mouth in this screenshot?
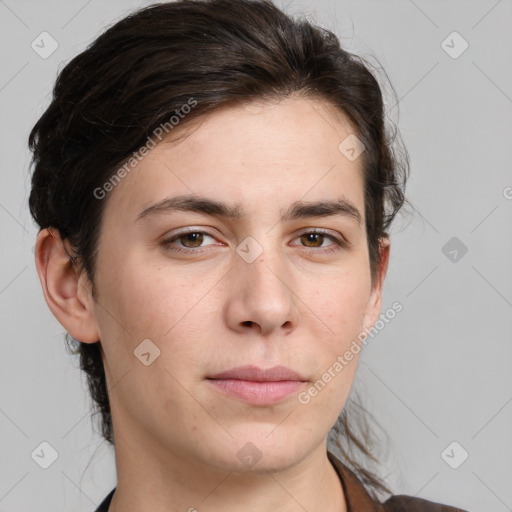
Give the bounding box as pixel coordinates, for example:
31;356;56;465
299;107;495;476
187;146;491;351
206;365;308;406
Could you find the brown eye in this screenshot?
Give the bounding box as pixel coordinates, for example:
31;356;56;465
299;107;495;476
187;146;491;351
300;233;326;248
292;230;346;254
161;230;219;254
178;232;204;248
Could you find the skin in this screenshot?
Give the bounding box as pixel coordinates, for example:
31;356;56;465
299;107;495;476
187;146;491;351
35;94;389;512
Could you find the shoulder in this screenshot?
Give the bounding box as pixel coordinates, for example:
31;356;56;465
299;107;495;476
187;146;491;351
383;494;469;512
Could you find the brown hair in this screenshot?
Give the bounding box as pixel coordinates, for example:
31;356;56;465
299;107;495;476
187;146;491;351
28;0;409;501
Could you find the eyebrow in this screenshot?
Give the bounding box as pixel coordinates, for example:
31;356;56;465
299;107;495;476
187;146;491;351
136;194;362;226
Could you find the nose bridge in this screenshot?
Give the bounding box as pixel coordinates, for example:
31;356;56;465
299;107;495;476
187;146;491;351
230;235;298;335
247;252;286;297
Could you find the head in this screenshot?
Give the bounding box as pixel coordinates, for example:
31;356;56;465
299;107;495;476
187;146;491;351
29;0;408;500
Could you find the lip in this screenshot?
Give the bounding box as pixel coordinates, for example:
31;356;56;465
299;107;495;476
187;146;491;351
207;365;307;406
208;365;307;382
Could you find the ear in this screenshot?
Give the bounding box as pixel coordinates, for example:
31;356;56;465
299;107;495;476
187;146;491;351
34;227;100;343
361;237;390;334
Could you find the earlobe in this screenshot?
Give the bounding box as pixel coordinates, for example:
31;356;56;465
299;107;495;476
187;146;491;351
34;228;100;343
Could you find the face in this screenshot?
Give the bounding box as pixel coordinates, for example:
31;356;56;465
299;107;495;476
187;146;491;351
73;96;388;473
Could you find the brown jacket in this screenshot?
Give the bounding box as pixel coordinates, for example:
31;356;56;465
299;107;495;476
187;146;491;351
328;451;470;511
94;453;471;511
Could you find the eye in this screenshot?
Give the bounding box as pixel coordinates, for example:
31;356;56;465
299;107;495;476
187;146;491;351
291;230;347;253
161;230;220;253
160;228;348;255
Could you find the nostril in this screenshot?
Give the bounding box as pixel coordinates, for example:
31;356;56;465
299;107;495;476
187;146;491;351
242;321;253;327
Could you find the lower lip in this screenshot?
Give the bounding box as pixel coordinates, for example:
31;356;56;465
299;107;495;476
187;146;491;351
207;379;305;405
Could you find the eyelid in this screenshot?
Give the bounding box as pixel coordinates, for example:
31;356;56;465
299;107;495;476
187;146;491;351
161;226;220;239
294;227;345;241
160;226;221;244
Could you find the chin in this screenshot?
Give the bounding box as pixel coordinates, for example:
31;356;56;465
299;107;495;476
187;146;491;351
203;429;315;474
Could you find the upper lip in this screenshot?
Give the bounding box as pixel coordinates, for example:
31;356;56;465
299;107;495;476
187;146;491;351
208;365;307;382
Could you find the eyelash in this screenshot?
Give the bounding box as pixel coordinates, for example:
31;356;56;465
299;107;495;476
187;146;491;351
161;228;348;255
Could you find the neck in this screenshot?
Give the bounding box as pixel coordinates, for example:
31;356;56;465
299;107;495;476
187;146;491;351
108;431;346;512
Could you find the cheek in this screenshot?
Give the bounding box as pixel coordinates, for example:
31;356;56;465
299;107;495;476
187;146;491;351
311;269;371;342
97;250;213;341
97;260;224;398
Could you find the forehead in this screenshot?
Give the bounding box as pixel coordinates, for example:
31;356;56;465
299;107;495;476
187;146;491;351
102;95;366;225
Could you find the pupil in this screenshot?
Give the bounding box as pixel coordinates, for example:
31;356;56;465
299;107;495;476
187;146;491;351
304;233;321;247
184;232;202;246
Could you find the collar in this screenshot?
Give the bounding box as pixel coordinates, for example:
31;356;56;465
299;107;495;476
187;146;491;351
328;451;385;511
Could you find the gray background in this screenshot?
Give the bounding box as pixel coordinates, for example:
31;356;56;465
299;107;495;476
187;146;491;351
1;0;511;511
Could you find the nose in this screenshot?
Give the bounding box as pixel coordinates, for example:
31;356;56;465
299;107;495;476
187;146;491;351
224;250;300;337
